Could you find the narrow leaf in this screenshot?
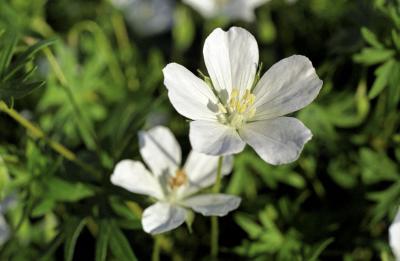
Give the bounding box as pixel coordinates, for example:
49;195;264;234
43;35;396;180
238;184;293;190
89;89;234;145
95;220;111;261
361;27;383;49
0;31;18;78
353;48;394;65
109;222;138;261
308;238;334;261
64;217;87;261
368;59;395;98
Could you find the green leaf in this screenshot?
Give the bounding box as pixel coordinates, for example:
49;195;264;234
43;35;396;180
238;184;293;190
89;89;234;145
0;31;18;78
360;27;382;49
392;30;400;50
109;222;137;261
359;148;398;184
96;220;111;261
44;177;94;202
0;155;9;194
307;238;334;261
0;37;55;100
368;59;395;98
31;199;55;217
353;48;394;65
64;217;87;261
387;61;400;108
234;213;263;239
361;27;383;49
368;182;400;224
11;38;56;69
0;80;44;100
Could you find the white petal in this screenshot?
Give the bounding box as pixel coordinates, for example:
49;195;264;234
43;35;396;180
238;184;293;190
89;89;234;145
183;194;241;216
189;120;246;156
182;151;233;195
390;208;400;260
248;0;270;7
252;55;323;120
203;27;259;96
163;63;218;121
139;126;181;177
240;117;312;165
111;160;163;199
142;202;186;235
183;0;217;18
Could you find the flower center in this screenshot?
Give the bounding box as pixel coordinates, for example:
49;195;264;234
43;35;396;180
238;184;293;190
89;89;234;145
217;88;256;129
168;169;188;190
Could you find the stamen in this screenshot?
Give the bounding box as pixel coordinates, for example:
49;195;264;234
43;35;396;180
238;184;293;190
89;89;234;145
169;169;187;189
218;87;257;129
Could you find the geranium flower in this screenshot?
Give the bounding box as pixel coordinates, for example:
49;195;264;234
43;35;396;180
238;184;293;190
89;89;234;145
390;208;400;260
111;126;240;234
183;0;269;22
111;0;174;36
163;27;323;165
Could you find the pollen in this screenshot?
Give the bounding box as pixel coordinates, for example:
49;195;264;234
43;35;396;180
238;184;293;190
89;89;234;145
216;88;257;129
228;89;255;113
169;169;188;189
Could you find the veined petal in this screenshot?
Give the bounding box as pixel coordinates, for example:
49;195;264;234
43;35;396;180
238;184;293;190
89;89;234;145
240;117;312;165
189;120;246;156
182;151;233;196
142;202;186;235
390;208;400;260
183;194;241;216
252;55;323;120
139;126;181;177
163;63;218;121
203;27;259;96
111;160;163;199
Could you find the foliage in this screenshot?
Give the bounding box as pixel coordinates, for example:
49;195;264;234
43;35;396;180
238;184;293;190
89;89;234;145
0;0;399;260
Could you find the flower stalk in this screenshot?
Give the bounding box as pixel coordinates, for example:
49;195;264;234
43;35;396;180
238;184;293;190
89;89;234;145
211;156;224;259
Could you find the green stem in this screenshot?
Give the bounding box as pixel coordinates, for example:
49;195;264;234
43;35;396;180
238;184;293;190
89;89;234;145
151;236;161;261
211;156;224;259
0;101;100;179
43;47;100;151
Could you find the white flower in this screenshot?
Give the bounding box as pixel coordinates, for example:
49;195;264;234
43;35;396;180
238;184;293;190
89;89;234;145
183;0;269;22
390;208;400;260
111;126;241;235
163;27;323;165
112;0;174;36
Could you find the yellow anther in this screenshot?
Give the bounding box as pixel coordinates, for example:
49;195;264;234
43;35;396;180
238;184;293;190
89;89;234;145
237;103;246;113
231;88;239;99
169;169;187;189
248;94;255;105
218;88;257;128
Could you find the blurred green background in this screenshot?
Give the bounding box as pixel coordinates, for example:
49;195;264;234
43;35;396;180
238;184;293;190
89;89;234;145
0;0;399;260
